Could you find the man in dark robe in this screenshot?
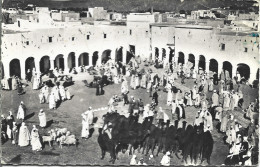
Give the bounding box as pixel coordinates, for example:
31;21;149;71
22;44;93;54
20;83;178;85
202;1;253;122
152;90;159;106
96;82;100;96
213;72;218;85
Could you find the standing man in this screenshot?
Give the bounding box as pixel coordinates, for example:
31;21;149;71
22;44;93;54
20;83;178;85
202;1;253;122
152;89;159;106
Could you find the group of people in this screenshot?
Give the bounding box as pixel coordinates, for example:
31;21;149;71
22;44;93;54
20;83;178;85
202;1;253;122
39;84;71;109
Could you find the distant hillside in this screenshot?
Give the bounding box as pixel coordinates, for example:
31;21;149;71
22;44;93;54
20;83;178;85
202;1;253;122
2;0;259;13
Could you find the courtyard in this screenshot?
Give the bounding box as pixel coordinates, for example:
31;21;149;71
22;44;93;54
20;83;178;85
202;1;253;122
1;64;258;165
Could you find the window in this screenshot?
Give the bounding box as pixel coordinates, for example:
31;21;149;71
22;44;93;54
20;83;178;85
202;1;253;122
104;34;107;39
72;37;75;41
221;43;225;51
87;35;90;40
244;47;248;52
26;41;29;45
49;37;52;43
130;29;132;35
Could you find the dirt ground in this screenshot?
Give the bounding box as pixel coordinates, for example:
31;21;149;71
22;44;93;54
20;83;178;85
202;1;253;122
1;65;258;165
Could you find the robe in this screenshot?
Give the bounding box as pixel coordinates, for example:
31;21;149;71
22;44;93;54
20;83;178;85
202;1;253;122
18;125;30;147
130;75;135;89
59;86;66;100
223;95;231;110
31;129;42;151
212;93;219;107
49;94;56;109
135;76;140;89
2;78;10;90
226;128;237;145
167;90;173;106
81;117;89;138
220;114;229;132
32;76;39;90
141;74;147;88
66;89;71;100
208;80;214;91
17;105;25;120
39;92;44;104
38;112;46;127
160;155;170;166
215;107;223;121
11;77;17;90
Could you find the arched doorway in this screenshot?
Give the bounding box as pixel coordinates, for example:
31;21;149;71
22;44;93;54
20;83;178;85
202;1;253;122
101;50;111;64
68;52;76;70
198;55;206;71
237;63;250;80
209;59;218;74
126;51;134;64
162;48;166;61
1;62;4;78
169;49;174;62
155;47;159;59
78;53;89;66
10;59;21;78
116;47;123;62
54;54;64;70
25;57;35;73
92;52;99;66
40;56;50;73
188;54;195;68
223;61;233;78
178;52;185;65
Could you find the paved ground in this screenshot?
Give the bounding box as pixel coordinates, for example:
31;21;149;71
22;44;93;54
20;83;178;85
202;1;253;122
1;65;258;165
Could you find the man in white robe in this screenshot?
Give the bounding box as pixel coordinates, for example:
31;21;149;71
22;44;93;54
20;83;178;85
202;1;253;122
49;92;56;109
84;107;94;125
38;109;46;128
17;101;26;120
18;122;30;147
160;151;171;166
30;125;42;151
211;90;219;107
59;85;66;101
81;114;89;139
41;85;49;102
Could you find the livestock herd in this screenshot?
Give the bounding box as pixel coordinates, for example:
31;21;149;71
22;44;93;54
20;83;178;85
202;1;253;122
98;112;214;165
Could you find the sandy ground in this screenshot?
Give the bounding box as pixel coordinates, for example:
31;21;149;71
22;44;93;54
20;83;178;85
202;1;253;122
1;65;258;165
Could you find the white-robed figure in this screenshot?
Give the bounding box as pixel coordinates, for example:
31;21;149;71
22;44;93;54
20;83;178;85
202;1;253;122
160;151;171;166
81;114;89;139
192;70;197;79
171;100;177;115
18;122;30;147
194;93;201;107
192;85;197;100
84;107;94;125
167;85;173;106
204;112;213;132
32;73;40;90
2;76;10;90
142;104;150;121
41;85;49;102
38;109;46;128
223;93;231;110
215;106;223;122
39;90;44;104
208;78;214;92
134;74;140;89
65;88;71;100
130;74;135;89
52;85;60;102
141;73;147;88
30;125;42;151
211;90;219;107
17;101;26;120
121;79;128;94
59;85;66;101
49;92;56;109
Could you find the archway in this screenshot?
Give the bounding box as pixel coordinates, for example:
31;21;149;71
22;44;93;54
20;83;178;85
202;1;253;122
155;47;159;59
40;56;50;73
101;50;111;64
1;62;4;78
162;48;166;61
237;63;250;80
10;59;21;78
78;53;89;66
188;54;195;68
126;51;135;64
116;47;123;62
209;59;218;74
178;52;185;65
25;57;35;73
198;55;206;71
223;61;233;78
54;54;64;70
68;52;76;70
92;52;99;66
169;49;174;62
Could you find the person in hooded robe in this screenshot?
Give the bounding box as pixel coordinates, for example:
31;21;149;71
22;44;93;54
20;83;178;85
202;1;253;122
38;109;46;128
208;78;214;92
226;125;237;145
2;76;10;90
220;111;229;133
134;74;140;89
18;122;30;147
142;104;150;121
39;90;45;104
141;73;147;88
65;88;71;100
204;112;213;132
59;85;66;101
49;92;56;109
17;101;26;121
84;107;94;125
219;80;224;95
30;125;42;151
11;76;17;90
215;106;223;122
6;111;14;139
211;90;219;107
194;93;201;108
160;151;171;166
52;85;60;102
12;122;18;145
41;85;49;102
81;114;89;139
32;73;39;90
223;93;231;111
